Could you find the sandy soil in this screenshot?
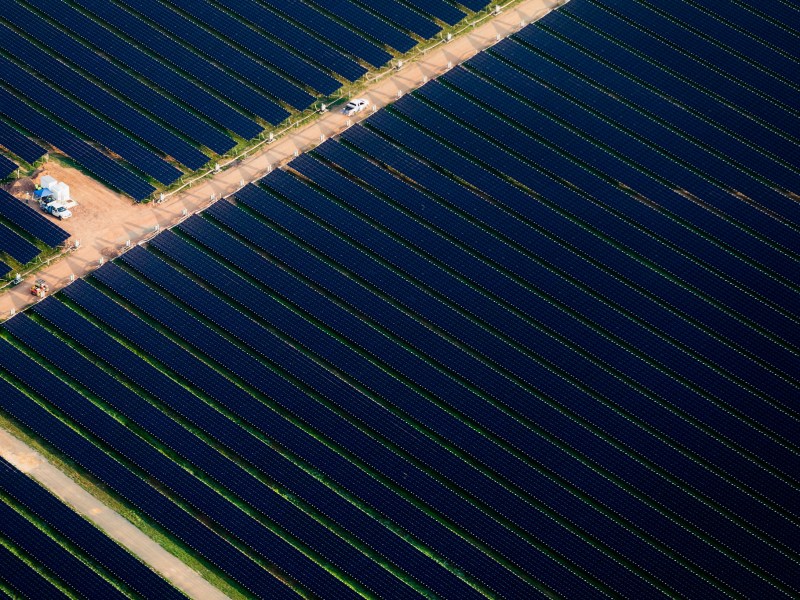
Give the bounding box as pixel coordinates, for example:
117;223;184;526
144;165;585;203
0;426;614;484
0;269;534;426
0;0;559;319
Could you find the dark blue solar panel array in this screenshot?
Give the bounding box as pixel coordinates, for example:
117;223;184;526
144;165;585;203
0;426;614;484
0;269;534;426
0;55;181;186
0;542;67;600
0;190;69;248
0;184;68;270
0;457;185;600
304;0;418;53
255;0;391;67
1;0;491;201
0;20;208;171
4;2;796;599
0;85;156;201
0;354;296;599
0;222;39;264
0;496;125;598
0;119;45;164
0;155;15;180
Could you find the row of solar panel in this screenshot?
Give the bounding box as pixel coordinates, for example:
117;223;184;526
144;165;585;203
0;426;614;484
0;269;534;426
0;112;47;257
261;144;800;572
17;138;794;597
0;270;552;597
1;0;493;200
3;4;798;599
0;189;69;268
227;177;778;598
0;457;184;599
5;149;795;600
0;360;297;599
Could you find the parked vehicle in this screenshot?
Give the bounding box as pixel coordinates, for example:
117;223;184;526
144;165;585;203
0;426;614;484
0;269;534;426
30;279;49;298
40;197;74;209
342;98;369;116
45;202;73;220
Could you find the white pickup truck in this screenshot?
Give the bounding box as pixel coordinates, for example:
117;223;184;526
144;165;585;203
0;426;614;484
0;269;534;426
41;198;78;220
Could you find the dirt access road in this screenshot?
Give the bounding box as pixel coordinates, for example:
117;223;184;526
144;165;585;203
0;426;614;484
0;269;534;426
0;0;559;319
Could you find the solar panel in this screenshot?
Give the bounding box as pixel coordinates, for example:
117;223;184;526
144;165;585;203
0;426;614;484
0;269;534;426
0;542;68;600
0;221;39;264
479;41;800;205
0;356;294;599
303;0;417;52
212;0;366;81
609;0;800;94
94;255;547;600
0;86;155;200
367;104;800;353
0;21;208;171
3;313;368;600
256;0;391;66
126;0;313;110
154;223;674;598
2;4;799;598
559;2;800;137
208;185;756;586
30;291;475;600
308;0;416;52
0;155;15;179
29;0;253;143
162;0;340;95
528;14;800;178
399;0;464;25
0;56;181;186
709;0;800;43
345;0;441;38
0;502;126;599
0;457;185;600
0;118;45;163
0;189;69;247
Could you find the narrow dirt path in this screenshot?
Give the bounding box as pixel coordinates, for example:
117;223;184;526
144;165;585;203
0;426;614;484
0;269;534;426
0;428;230;600
0;0;558;319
